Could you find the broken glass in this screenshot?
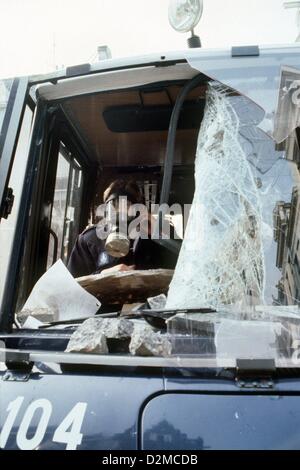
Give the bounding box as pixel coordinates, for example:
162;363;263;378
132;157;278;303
185;46;300;143
167;80;300;314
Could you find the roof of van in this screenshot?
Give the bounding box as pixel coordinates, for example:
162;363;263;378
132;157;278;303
28;43;300;86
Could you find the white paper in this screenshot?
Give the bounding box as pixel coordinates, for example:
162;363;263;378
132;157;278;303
22;260;101;321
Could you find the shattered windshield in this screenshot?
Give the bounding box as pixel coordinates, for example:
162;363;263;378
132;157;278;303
13;55;300;366
186;46;300;143
167;82;300;311
165;56;300;364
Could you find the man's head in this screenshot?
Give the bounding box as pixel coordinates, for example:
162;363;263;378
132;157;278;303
99;179;144;258
104;179;144;206
103;179;144;221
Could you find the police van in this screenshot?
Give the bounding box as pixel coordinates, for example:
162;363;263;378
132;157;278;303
1;0;300;451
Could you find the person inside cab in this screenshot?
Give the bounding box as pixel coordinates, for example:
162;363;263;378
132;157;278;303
67;179;178;279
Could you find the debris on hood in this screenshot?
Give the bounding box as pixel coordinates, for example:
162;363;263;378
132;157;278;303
147;294;167;310
19;308;57;326
19;260;100;324
97;317;134;339
65;317;134;354
65;317;172;357
66;327;108;355
129;323;172;357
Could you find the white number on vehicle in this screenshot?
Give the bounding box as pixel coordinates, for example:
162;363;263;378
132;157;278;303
0;397;87;450
0;396;24;449
52;402;87;450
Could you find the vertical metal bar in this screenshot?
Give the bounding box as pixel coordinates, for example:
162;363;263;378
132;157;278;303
159;74;204;205
61;159;73;262
0;77;29;219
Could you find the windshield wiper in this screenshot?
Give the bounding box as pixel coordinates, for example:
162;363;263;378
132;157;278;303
38;312;121;329
141;308;217;330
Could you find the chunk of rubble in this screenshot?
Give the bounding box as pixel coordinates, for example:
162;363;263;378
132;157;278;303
65;317;134;354
129;323;171;357
66;321;108;354
99;318;134;338
18;308;57;326
147;294;167;310
66;317;171;357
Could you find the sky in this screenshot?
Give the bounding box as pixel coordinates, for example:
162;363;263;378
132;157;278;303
0;0;299;79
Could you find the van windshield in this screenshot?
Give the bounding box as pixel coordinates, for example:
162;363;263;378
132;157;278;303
164;56;300;363
7;59;300;366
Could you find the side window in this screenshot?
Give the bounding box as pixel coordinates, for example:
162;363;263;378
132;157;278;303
47;142;83;268
0;104;33;303
64;156;83;260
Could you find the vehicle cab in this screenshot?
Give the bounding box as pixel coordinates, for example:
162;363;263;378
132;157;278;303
1;35;300;449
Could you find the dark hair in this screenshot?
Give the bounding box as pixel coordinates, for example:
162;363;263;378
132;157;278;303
103;179;143;204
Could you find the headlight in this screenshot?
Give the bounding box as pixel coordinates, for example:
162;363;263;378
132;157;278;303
168;0;203;33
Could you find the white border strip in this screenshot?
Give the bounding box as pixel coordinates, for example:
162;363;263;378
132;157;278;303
0;348;235;368
2;348;298;369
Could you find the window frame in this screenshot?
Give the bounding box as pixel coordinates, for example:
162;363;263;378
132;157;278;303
6;102;96;324
0;77;29;220
46;140;85;268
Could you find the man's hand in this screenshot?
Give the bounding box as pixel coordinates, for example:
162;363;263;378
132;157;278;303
101;264;135;275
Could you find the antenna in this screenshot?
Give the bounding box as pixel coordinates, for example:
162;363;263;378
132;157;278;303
284;1;300;41
97;46;112;61
52;32;56;70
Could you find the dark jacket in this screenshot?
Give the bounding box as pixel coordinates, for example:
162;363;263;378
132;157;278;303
67;226;178;278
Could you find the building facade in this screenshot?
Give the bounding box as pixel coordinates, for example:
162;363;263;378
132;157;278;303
273;130;300;306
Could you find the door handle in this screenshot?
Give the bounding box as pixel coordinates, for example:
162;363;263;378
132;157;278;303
49;228;58;265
